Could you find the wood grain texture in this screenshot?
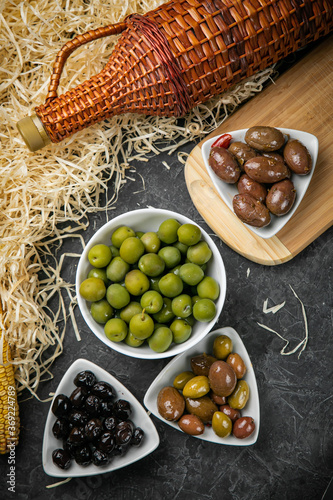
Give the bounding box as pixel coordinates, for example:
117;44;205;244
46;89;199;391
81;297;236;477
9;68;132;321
185;36;333;266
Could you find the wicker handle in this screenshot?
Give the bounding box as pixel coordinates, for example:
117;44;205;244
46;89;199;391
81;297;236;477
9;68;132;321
45;22;127;103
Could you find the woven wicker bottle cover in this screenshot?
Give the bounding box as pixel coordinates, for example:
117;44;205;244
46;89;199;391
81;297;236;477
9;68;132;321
17;0;333;152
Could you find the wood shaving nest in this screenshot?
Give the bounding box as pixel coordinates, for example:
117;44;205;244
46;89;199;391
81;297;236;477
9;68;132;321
0;0;276;398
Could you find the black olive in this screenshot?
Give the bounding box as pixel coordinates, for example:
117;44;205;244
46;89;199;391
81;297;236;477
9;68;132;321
97;432;115;455
92;381;115;401
70;386;89;407
84;394;101;416
115;421;133;446
69;410;88;427
110;443;128;457
67;426;86;446
131;427;144;447
63;439;76;458
99;400;114;417
52;448;72;470
103;416;118;434
74;370;97;389
84;418;103;442
113;399;132;421
91;449;109;467
51;394;72;418
74;445;92;466
52;418;70;440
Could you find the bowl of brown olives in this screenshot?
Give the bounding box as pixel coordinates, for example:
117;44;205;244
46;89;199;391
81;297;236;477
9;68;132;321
202;127;319;239
42;359;160;477
144;327;260;446
76;208;226;359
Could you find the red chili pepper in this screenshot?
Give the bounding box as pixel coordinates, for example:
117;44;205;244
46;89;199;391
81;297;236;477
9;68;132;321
211;133;232;149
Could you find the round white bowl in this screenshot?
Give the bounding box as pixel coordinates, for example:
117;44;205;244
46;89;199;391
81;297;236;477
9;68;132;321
76;208;227;359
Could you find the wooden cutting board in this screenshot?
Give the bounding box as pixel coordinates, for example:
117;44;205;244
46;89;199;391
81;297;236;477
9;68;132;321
184;35;333;265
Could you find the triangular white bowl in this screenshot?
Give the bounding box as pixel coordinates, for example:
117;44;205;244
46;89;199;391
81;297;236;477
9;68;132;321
201;128;319;239
144;327;260;446
43;358;160;477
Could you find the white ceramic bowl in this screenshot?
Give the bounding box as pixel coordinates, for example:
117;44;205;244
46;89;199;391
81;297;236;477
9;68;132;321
76;208;227;359
42;358;160;478
144;327;260;446
202;128;319;239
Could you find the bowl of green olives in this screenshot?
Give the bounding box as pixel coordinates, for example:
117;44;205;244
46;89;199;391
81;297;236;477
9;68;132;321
202;127;319;239
144;327;260;446
42;358;160;477
76;208;226;359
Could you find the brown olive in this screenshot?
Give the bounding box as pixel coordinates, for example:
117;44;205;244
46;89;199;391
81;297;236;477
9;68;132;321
220;404;241;423
262;152;285;163
185;395;218;424
245;126;285;152
157;386;185;421
283;139;312;175
233;193;271;228
210;391;226;406
208;147;241;184
208;360;237;397
228;141;257;168
226;353;247;379
237;174;267;203
212;335;233;360
266;179;296;216
190;353;217;376
233;416;255;439
178;414;205;435
228;380;250;410
244;156;290;184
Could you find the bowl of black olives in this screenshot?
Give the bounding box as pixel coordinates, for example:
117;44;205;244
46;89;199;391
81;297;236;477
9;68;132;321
202;127;319;239
42;359;160;477
76;208;226;359
144;327;260;446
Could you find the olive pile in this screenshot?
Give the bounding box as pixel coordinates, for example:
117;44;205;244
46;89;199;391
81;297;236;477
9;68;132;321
51;370;144;470
79;219;220;353
208;126;312;227
157;334;255;440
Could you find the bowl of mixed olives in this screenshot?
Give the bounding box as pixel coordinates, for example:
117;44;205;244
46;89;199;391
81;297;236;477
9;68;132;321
42;359;160;477
202;127;319;239
76;208;226;359
144;327;260;446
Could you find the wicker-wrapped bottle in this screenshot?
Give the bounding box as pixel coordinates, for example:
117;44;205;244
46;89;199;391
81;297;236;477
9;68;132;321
17;0;333;151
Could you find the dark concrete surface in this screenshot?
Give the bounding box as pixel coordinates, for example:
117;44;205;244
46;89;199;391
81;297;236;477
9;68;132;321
1;118;332;500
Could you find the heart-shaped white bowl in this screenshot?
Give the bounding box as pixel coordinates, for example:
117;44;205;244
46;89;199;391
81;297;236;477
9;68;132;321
201;128;319;239
144;326;260;446
76;208;227;359
43;358;160;477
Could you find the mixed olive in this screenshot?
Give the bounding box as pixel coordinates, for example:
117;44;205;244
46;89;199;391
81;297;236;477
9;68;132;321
208;126;312;227
79;219;220;353
51;370;144;470
157;334;255;440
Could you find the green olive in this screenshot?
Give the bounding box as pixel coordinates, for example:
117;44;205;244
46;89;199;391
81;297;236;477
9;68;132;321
213;335;233;359
170;318;192;343
106;256;130;282
193;298;216;322
79;277;106;302
186;241;212;266
177;223;201;246
129;311;154;340
140;290;164;314
119;301;142;323
228;380;250;410
124;269;150;296
106;283;130;309
173;371;195;390
88;244;112;268
212;411;232;438
183;375;210;398
179;263;204;286
158;246;181;268
104;318;128;342
158;273;183;298
124;331;145;347
197;276;220;300
140;232;161;253
157;218;181;244
153;298;175;324
88;267;109;286
119;236;145;264
138;253;165;277
90;299;114;324
111;226;136;248
171;294;192;318
148;326;173;353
